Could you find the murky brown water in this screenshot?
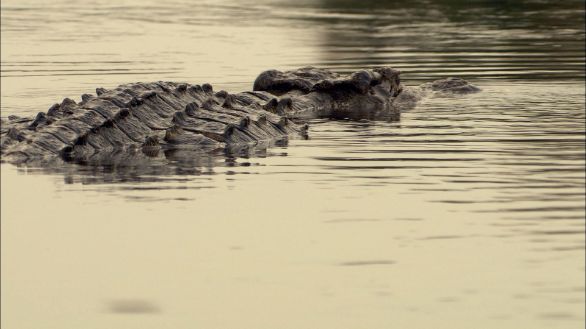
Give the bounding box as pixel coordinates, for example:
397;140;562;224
1;1;585;328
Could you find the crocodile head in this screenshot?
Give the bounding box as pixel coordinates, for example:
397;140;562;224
423;77;481;94
253;66;403;120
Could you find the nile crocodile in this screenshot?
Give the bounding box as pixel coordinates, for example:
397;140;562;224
0;67;479;165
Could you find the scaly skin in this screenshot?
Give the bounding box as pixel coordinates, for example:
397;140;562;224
0;67;479;165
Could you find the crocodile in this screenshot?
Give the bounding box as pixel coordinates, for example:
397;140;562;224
0;67;479;165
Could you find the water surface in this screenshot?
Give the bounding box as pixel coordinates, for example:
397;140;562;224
1;1;585;328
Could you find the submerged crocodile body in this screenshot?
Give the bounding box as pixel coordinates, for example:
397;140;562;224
0;67;479;165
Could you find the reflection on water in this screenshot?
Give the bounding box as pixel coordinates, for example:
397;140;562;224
1;0;584;328
12;143;291;185
315;0;585;80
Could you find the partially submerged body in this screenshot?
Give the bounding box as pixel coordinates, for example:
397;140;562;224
0;67;479;165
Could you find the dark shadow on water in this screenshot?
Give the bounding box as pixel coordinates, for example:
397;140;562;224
106;299;160;314
338;260;396;266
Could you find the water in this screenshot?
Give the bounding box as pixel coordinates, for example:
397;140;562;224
1;1;585;328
